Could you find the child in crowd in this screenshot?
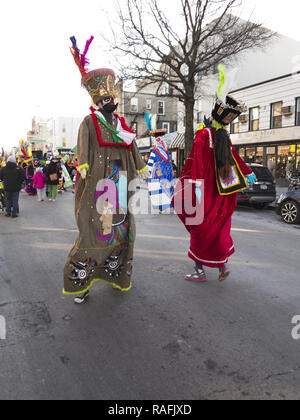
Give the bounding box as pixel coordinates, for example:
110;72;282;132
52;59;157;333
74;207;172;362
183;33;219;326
33;167;47;202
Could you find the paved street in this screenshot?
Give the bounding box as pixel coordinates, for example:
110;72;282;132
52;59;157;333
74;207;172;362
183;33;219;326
0;188;300;400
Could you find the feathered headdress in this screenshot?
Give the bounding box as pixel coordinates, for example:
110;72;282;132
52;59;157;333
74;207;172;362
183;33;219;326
211;65;247;126
145;113;166;137
70;35;94;78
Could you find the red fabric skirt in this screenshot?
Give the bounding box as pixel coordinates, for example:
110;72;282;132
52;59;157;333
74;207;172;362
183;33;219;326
188;213;235;268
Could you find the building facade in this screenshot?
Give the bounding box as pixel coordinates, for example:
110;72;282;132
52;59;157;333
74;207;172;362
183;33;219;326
51;117;81;150
27;117;52;154
229;72;300;183
27;116;81;154
176;32;300;162
116;80;178;155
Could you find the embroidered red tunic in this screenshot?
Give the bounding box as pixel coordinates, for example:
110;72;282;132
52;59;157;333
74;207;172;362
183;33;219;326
173;128;252;268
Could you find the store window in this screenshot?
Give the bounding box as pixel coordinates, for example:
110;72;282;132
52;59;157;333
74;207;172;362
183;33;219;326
277;145;295;179
256;146;264;165
238;147;245;159
271;102;283;129
296;98;300;126
245;147;256;163
249;107;260;131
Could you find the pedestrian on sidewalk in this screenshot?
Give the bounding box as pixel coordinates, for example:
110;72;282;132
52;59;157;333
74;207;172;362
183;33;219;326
173;66;257;283
46;160;59;202
33;167;47;202
0;155;25;218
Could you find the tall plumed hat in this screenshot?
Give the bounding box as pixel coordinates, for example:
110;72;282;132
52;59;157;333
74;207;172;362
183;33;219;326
211;65;247;126
145;113;167;138
70;36;116;106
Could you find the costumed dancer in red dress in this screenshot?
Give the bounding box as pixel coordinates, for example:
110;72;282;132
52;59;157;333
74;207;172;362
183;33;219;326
173;72;257;283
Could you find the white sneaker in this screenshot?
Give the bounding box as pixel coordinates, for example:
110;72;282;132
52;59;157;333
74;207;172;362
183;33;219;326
49;198;52;202
74;291;90;304
52;199;56;202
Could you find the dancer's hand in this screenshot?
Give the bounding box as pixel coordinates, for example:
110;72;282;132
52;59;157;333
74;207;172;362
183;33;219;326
247;173;257;185
139;169;149;180
80;168;87;180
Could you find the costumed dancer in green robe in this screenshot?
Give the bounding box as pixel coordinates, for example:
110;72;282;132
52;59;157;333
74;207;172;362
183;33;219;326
64;36;148;303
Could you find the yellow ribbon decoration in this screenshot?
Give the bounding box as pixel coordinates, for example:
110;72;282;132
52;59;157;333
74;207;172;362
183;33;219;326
217;65;226;99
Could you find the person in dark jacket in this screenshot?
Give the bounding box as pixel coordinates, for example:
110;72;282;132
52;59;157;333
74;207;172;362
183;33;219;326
0;155;25;218
45;160;59;202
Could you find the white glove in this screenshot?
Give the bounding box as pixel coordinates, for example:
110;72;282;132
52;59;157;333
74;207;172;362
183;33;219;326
80;168;87;180
139;169;149;180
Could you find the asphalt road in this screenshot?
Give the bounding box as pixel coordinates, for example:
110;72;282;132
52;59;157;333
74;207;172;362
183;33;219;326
0;188;300;400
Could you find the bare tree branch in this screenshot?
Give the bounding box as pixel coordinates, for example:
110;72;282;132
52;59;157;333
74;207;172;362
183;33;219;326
103;0;276;155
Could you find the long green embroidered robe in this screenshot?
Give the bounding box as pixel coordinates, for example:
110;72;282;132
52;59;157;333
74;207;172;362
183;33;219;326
63;113;147;294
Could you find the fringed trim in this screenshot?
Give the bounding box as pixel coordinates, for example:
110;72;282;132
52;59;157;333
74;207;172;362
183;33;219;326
63;277;132;295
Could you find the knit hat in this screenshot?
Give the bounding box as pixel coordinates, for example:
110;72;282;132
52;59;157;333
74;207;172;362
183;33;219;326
7;155;16;164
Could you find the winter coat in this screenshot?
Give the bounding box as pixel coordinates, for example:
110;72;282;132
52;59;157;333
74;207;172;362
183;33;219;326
33;172;46;189
0;162;26;192
45;164;60;185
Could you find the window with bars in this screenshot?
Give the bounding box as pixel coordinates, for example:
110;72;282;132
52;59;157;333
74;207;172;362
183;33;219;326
296;98;300;126
158;101;165;115
131;122;138;134
271;102;283;128
162;122;170;133
130;98;138;113
146;99;152;110
249;107;260;131
231;118;239;134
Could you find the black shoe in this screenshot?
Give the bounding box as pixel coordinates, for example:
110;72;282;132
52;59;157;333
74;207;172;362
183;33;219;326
74;291;90;304
5;213;11;217
12;215;18;218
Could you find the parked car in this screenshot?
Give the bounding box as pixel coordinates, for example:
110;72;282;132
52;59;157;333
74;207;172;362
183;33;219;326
288;176;300;191
237;164;276;209
275;189;300;224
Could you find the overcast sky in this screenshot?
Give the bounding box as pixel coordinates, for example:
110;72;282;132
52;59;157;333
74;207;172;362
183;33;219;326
0;0;299;150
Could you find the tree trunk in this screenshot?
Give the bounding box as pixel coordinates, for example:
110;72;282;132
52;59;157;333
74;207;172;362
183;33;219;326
184;98;196;159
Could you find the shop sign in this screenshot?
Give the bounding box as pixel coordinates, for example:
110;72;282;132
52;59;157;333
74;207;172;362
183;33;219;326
278;146;291;155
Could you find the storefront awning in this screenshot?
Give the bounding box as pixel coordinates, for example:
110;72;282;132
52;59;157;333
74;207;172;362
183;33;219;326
169;133;185;150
